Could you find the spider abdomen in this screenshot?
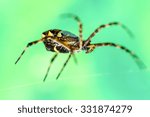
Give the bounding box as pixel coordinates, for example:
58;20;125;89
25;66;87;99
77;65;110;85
43;40;70;53
42;29;79;53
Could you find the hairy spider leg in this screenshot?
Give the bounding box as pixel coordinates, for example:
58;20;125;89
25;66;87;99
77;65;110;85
86;42;146;69
84;22;134;47
56;54;72;80
15;38;44;64
43;53;58;82
62;14;83;49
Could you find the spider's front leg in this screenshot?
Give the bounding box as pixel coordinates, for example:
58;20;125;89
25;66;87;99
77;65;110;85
85;44;96;53
84;22;134;47
85;43;146;69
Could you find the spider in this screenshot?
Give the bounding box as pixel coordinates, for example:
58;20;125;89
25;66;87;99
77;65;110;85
15;14;146;82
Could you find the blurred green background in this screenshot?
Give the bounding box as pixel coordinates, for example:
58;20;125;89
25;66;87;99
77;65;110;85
0;0;150;99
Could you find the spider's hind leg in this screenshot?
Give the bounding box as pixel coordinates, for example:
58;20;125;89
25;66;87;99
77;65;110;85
86;43;146;69
15;39;44;64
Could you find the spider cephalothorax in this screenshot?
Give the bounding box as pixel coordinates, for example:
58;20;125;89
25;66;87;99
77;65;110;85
15;14;146;81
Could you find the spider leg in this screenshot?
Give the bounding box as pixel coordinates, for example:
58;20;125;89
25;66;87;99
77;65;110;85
72;54;78;64
15;38;44;64
84;22;134;47
56;54;72;80
43;53;58;82
61;14;83;49
86;43;146;69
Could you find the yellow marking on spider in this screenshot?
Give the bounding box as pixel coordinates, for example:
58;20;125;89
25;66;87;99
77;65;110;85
48;31;54;37
57;32;62;37
42;34;46;38
54;46;59;53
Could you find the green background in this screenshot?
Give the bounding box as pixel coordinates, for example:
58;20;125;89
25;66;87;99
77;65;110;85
0;0;150;99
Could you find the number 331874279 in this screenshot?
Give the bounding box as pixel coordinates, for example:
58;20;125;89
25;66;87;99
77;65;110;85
80;105;132;113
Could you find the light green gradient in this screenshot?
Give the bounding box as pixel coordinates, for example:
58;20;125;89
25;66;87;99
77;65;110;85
0;0;150;100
